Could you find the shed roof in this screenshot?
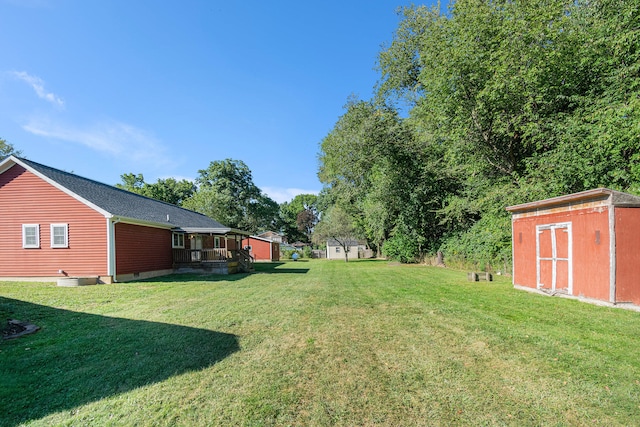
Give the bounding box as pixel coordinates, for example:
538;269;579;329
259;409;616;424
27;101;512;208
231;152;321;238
0;156;245;234
506;188;640;214
327;239;361;246
245;235;276;243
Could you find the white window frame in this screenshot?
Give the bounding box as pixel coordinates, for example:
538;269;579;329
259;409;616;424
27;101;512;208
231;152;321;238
50;223;69;248
172;232;185;248
214;236;221;249
22;224;40;249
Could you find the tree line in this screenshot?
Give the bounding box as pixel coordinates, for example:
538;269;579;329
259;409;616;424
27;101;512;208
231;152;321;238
315;0;639;267
116;158;319;242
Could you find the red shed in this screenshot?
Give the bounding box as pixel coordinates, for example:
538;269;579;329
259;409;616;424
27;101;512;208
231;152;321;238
506;188;640;307
242;236;280;262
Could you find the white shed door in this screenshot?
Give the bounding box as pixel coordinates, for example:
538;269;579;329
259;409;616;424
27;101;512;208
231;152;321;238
536;223;572;294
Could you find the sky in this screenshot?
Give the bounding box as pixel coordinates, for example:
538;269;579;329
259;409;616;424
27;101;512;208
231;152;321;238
0;0;428;203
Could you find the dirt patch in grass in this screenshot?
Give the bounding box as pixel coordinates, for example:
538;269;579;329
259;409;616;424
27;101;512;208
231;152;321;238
1;319;40;340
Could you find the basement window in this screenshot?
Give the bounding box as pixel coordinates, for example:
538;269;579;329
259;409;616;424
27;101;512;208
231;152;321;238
51;224;69;248
22;224;40;249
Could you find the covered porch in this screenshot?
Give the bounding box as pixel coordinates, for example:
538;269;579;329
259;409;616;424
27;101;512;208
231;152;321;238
172;228;253;273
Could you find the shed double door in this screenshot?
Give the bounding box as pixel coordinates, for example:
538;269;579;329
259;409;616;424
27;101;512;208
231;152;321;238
536;223;572;294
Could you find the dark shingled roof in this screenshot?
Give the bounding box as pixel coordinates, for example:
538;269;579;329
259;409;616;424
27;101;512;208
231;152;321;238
12;156;232;232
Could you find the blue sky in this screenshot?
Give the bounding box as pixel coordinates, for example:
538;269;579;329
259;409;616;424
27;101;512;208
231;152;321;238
0;0;424;203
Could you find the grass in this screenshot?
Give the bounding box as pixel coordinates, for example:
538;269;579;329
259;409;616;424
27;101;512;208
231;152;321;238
1;259;639;426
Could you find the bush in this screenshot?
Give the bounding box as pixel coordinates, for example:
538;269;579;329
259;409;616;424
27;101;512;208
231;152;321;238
439;213;512;272
282;249;303;260
383;231;420;263
303;246;313;259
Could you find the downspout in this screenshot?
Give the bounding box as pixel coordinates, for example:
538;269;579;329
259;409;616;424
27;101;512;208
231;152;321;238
107;217;121;282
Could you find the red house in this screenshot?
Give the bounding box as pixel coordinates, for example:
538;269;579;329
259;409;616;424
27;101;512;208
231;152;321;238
242;235;280;262
507;188;640;307
0;156;252;283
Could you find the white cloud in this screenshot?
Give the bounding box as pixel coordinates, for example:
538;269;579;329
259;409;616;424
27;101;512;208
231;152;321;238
262;186;319;204
22;117;172;168
11;71;64;107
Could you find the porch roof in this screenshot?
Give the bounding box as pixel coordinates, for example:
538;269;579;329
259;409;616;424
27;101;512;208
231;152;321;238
177;227;250;235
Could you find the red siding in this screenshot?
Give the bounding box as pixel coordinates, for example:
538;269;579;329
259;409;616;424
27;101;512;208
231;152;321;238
242;237;276;261
0;165;108;277
115;222;172;274
513;207;610;301
614;208;640;305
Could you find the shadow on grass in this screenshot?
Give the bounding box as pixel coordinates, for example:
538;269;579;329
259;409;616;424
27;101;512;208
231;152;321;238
142;272;251;283
253;262;309;274
0;297;239;426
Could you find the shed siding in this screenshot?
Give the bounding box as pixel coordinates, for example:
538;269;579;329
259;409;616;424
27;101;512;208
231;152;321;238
242;237;277;261
327;245;359;260
115;223;172;275
513;207;610;301
0;164;108;277
614;208;640;305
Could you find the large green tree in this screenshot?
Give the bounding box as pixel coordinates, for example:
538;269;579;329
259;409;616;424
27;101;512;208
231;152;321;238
183;159;279;233
318;99;455;258
116;173;195;206
318;0;640;267
279;193;318;243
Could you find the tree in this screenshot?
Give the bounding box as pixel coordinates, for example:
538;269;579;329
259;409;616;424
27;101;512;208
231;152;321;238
371;0;640;266
0;139;21;160
116;173;146;194
312;206;360;262
296;209;317;243
315;0;640;268
145;178;196;206
318;100;404;251
279;193;318;243
116;173;195;206
183;159;279;233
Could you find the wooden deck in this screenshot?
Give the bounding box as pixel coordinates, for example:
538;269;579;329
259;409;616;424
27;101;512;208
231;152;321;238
172;249;254;273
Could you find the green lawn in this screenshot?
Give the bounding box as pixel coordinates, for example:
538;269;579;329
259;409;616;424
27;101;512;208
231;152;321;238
1;260;639;426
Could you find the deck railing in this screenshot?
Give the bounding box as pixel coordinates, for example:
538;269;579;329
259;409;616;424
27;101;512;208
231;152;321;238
173;248;254;272
172;248;228;263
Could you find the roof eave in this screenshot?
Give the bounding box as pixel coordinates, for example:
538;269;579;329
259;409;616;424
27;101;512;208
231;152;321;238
506;187;640;213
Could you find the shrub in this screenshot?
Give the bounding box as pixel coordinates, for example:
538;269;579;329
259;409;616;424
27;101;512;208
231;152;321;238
303;246;312;259
383;230;420;263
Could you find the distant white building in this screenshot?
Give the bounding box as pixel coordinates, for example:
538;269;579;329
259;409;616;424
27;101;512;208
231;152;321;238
326;239;361;260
